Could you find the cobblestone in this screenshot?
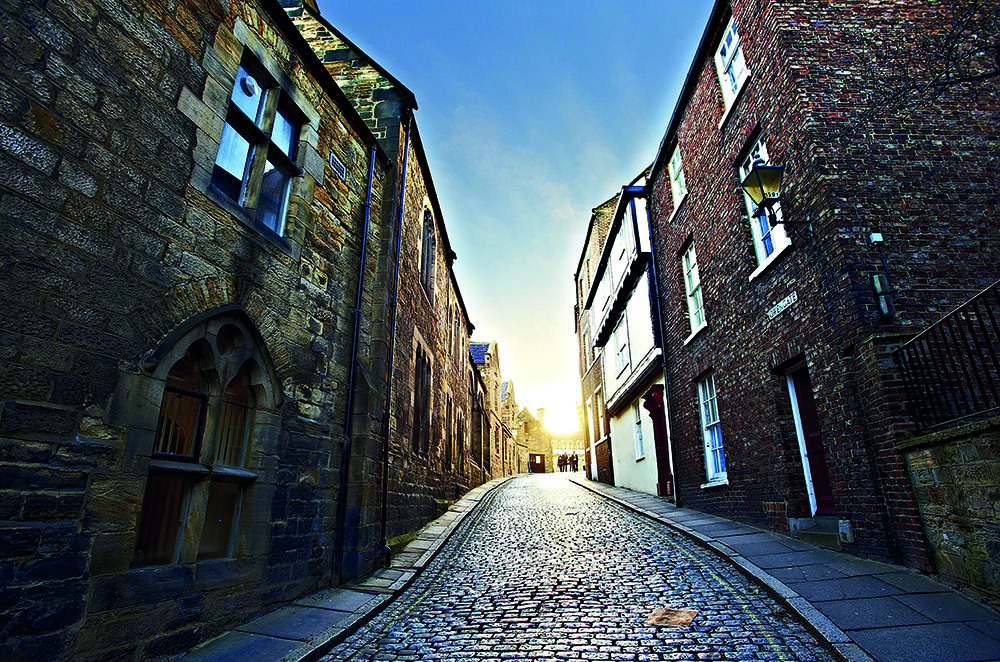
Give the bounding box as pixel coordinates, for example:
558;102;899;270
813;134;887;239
321;475;835;661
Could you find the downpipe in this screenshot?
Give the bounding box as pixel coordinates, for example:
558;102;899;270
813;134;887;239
333;141;378;582
379;112;413;568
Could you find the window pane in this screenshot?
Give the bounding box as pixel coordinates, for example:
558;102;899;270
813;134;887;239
272;107;296;158
135;476;187;565
216;378;252;467
258;160;291;234
212;123;251;202
198;481;240;560
232;65;264;122
154;387;204;458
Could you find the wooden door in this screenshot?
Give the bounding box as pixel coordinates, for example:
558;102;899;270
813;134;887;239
788;368;836;516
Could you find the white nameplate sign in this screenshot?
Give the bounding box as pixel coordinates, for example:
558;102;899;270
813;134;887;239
767;291;798;320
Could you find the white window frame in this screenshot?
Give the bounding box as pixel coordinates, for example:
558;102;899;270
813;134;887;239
739;137;790;272
698;374;727;484
681;243;706;335
714;15;749;109
633;403;645;460
667;146;688;210
613;318;629;375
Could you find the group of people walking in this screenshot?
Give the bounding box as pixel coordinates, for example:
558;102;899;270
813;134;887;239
557;453;579;472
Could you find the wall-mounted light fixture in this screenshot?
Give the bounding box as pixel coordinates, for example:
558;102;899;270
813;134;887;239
740;158;784;224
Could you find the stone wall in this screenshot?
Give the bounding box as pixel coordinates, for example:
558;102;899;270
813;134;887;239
0;0;388;658
901;417;1000;609
286;1;478;559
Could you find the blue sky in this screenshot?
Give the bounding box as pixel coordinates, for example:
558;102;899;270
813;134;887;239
317;1;714;431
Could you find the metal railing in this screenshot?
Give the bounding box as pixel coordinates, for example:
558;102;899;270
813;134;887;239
894;280;1000;430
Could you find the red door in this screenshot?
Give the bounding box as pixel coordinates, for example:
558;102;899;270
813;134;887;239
790;368;836;516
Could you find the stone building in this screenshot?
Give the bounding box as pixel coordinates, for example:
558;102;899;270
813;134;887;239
470;341;508;477
644;0;1000;601
518;408;555;474
575;196;616;484
0;0;393;658
285;1;479;565
0;0;493;658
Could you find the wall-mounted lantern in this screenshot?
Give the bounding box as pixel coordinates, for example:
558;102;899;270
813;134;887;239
740;158;785;224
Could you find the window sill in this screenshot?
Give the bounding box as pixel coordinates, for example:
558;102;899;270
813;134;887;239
748;240;792;283
212;466;258;481
666;192;689;224
718;76;750;131
150;458;211;475
206;185;300;261
700;478;729;489
683;322;709;346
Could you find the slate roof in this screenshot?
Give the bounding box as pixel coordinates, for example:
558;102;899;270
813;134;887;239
470;342;489;365
500;381;509;401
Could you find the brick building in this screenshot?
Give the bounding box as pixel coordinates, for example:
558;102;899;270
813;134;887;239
575;197;616;484
644;0;999;581
286;1;480;566
0;0;394;658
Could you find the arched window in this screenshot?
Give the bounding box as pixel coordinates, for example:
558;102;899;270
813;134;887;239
419;210;436;302
134;315;278;566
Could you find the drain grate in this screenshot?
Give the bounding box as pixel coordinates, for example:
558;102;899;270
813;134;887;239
645;607;698;627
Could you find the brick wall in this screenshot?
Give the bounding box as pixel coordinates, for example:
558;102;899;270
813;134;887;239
646;0;999;567
576;197;616;483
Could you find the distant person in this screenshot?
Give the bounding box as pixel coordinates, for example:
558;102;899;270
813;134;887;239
571;453;579;472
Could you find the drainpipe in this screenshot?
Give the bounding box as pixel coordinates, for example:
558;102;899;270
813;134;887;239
379;112;412;567
334;141;379;582
643;185;681;505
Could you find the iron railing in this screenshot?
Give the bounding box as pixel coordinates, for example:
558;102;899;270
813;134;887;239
894;280;1000;430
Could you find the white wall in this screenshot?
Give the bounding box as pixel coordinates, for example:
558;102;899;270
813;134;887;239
608;376;664;495
602;271;655;399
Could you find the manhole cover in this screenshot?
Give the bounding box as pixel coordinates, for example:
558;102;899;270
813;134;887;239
645;607;698;627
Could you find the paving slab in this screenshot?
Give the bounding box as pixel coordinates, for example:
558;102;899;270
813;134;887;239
294;588;380;613
180;631;301;662
896;591;1000;622
815;596;931;630
234;605;352;641
848;622;1000;662
787;575;905;602
874;570;950;594
749;549;840;569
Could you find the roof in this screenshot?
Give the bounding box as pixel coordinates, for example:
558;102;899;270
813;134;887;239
501;381;509;401
469;342;490;365
262;0;389;165
290;1;417;109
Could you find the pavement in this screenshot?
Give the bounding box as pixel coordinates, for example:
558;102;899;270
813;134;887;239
175;476;517;662
570;476;1000;662
175;474;1000;662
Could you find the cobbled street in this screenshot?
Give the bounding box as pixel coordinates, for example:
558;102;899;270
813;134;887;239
321;475;835;661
